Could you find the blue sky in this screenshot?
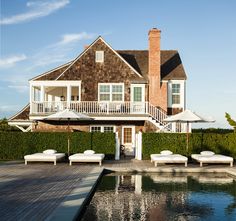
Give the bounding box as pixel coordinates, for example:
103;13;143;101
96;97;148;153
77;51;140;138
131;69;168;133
0;0;236;128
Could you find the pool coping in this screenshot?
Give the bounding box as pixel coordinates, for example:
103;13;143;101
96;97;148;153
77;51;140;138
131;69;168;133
46;167;104;221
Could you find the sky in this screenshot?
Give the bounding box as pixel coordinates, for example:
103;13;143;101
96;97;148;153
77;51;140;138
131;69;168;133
0;0;236;128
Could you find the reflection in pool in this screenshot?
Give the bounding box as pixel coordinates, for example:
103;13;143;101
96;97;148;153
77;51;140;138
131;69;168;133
81;173;236;221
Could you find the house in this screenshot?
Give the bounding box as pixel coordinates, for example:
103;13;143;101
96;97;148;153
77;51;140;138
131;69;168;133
8;28;187;155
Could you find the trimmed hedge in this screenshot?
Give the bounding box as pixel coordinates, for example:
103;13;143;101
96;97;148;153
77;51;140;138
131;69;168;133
142;133;236;160
0;132;116;160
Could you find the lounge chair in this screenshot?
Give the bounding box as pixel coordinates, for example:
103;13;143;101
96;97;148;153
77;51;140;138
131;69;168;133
24;149;65;165
191;151;233;167
69;150;105;166
150;150;188;167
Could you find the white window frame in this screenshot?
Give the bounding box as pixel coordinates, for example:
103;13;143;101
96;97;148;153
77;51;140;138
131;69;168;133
98;83;124;102
167;80;185;108
172;83;181;105
95;51;104;63
90;125;116;133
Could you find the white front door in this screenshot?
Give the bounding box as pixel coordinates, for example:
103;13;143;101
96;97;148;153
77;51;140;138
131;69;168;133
131;84;145;114
122;126;135;156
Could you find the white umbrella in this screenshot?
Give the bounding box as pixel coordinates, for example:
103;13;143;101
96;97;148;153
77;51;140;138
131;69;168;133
163;109;215;150
42;109;93;156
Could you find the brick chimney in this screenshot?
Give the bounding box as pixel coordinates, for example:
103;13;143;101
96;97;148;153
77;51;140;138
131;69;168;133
148;28;161;108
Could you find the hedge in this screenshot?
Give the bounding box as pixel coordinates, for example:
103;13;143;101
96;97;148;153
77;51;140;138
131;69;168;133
0;132;116;160
142;133;236;160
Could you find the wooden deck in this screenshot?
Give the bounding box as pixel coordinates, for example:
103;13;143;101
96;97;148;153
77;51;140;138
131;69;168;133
0;162;100;221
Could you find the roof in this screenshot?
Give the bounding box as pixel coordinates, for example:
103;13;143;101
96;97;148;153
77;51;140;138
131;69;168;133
118;50;187;80
8;104;30;121
33;49;186;81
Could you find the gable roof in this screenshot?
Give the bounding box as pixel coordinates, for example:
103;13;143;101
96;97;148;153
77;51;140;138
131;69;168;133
55;36;143;80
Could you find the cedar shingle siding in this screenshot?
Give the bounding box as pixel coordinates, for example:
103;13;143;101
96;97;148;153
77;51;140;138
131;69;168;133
55;39;142;101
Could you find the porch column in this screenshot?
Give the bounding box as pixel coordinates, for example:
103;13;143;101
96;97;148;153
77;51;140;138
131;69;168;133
67;85;71;109
29;85;34;114
40;85;45;102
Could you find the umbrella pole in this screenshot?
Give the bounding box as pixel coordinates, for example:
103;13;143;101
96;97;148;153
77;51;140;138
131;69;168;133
186;122;189;151
67;119;70;157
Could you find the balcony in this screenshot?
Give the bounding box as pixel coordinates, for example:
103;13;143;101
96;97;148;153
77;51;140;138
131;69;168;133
31;101;148;115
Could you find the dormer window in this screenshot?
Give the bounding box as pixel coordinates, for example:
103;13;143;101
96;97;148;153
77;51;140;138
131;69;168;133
95;51;104;63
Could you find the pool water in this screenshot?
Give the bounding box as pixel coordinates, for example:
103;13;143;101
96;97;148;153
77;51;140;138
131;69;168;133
81;173;236;221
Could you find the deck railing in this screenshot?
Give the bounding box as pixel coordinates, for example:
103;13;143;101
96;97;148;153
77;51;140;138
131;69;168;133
30;101;171;129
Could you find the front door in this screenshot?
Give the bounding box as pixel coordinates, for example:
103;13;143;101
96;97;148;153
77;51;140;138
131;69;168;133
131;84;145;114
122;126;135;156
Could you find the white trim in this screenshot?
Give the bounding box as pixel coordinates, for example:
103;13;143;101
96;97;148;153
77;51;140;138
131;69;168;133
30;80;81;87
90;125;116;133
30;62;72;81
95;51;104;62
56;36;143;80
29;115;149;121
131;84;145;102
122;125;135;156
98;83;125;102
168;80;185;108
8;121;32;126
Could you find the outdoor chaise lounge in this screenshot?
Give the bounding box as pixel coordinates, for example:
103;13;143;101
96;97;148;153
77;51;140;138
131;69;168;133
150;150;188;167
191;151;234;167
69;150;105;166
24;149;65;165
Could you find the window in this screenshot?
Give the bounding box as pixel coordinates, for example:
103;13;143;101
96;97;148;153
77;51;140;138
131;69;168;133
104;126;114;133
172;84;180;104
95;51;104;62
90;126;115;133
91;126;101;132
99;84;124;102
123;128;132;143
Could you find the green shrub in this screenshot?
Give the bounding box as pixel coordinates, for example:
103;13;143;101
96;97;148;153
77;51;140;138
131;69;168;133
142;132;236;160
0;132;116;160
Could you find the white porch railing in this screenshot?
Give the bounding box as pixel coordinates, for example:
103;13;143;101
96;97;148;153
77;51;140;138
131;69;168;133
30;101;171;129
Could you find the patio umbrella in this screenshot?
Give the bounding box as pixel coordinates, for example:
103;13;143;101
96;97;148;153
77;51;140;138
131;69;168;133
42;109;93;156
163;109;215;150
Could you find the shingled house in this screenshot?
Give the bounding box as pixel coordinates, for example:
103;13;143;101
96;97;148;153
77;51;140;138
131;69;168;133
8;28;187;155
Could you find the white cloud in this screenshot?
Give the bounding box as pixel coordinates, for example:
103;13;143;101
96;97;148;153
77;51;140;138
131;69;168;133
8;85;29;93
0;54;27;68
0;0;70;25
58;32;95;45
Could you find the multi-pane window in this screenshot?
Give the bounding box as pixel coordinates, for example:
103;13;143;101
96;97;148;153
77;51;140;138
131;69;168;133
99;84;123;102
95;51;104;62
90;126;115;133
133;87;142;102
99;85;110;101
104;126;114;133
172;84;180;104
90;126;101;132
124;128;132;143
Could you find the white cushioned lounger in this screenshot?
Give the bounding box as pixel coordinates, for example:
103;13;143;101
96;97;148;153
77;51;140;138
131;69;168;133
24;153;65;165
191;154;233;167
150;154;188;167
69;153;105;166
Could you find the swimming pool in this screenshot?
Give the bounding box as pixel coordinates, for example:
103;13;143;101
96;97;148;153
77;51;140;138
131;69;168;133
81;173;236;221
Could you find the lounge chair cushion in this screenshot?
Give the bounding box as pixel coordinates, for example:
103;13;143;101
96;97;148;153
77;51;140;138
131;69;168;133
151;154;188;163
191;154;233;163
24;153;65;163
43;149;57;154
160;150;173;155
69;153;105;161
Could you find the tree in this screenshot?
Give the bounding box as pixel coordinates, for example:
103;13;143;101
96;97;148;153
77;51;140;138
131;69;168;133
225;113;236;132
0;118;20;132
